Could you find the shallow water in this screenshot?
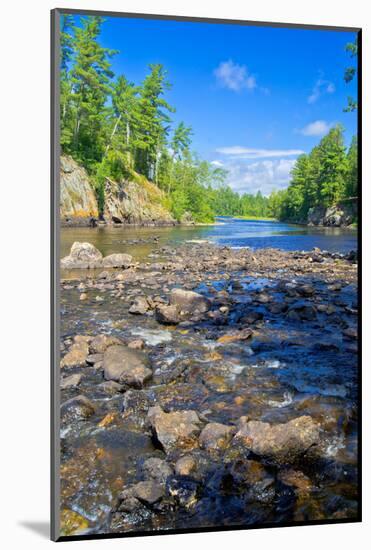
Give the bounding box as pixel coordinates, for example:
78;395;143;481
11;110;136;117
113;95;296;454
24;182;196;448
61;218;357;264
59;244;358;534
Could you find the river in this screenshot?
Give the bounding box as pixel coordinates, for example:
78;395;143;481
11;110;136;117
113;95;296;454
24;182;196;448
59;219;359;536
60;218;357;264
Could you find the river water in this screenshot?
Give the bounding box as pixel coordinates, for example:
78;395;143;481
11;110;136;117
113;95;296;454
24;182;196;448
60;218;357;263
59;219;359;535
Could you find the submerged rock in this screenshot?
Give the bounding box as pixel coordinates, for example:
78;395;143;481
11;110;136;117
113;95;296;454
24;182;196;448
147;406;202;454
167;475;200;508
234;415;320;463
103;345;152;388
60;395;95;423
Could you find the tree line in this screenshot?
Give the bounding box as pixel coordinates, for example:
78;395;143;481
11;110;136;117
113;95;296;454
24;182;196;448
60;15;358;224
60;15;239;222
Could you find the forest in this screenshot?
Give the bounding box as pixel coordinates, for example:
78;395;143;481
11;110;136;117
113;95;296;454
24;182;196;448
60;15;358;224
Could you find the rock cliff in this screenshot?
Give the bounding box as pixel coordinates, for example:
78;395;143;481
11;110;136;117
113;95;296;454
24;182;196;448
307;200;357;227
60;156;99;223
60;155;174;226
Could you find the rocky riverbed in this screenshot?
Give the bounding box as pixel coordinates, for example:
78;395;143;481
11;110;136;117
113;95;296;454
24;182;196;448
59;241;358;536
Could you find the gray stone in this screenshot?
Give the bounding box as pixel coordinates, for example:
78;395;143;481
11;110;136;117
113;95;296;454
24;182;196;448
103;345;152;388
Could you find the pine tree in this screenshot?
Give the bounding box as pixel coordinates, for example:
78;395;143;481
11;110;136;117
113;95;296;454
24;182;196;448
69;16;117;171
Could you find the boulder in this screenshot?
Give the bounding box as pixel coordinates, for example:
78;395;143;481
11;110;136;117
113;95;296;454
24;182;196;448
155;304;180;325
103;345;152;388
169;288;211;314
234;416;320;463
147;406;202;454
60;395;95;423
199;422;235;451
119;481;164;507
142;457;173;484
89;334;122;354
102;253;132;268
60;373;82;389
60;341;89;368
61;242;103;269
129;296;151;315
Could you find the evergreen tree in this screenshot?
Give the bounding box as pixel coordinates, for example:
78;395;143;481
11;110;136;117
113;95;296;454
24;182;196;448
68;16;117;171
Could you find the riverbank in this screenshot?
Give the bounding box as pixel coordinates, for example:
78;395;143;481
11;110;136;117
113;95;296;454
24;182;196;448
59;240;358;536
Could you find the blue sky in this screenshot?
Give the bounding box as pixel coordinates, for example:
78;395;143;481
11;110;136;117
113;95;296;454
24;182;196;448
70;15;358;195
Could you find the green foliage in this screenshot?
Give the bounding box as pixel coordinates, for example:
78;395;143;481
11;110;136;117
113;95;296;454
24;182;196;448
343;38;358;112
277;126;357;222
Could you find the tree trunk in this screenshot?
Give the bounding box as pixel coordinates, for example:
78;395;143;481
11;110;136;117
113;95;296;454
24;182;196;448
104;113;122;156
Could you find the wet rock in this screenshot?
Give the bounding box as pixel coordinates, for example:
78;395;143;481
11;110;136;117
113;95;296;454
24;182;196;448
169;288;211;314
79;293;88;301
147;406;202;454
199;422;235;451
175;455;197;476
297;284;315;297
278;468;312;496
287;301;317;321
142;457;173;484
128;339;145;350
60;395;95;423
122;390;151;425
102;253;132;268
132;480;164;505
60;341;89;368
103;345;152;388
60;373;82;389
217;328;253;344
86;353;103;365
60;508;89;536
343;327;357;340
234;415;320;463
155;304;180;325
98;380;125;395
167;475;200;508
89;334;122;354
129;296;151;315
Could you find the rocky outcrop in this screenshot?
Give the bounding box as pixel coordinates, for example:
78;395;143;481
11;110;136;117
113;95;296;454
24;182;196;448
307;200;357;227
60;155;174;226
60;156;99;223
103;176;174;225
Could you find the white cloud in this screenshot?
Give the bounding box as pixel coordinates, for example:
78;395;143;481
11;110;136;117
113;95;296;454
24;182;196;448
299;120;333;136
210;160;224;167
216;146;305;159
223;158;296;195
214;60;257;92
308;78;335;104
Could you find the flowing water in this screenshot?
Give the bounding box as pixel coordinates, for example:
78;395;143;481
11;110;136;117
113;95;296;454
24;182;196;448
59;220;359;535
